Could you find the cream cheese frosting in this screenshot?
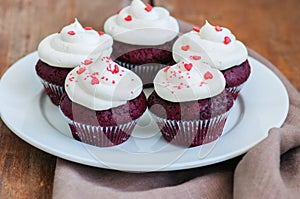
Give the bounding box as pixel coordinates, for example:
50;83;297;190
65;56;143;110
38;19;113;68
104;0;179;45
173;21;248;70
153;61;225;102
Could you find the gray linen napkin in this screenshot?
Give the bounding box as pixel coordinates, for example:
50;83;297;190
52;23;300;199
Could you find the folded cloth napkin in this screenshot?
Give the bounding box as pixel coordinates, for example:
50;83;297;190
52;22;300;198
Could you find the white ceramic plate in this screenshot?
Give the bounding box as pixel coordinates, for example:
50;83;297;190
0;52;289;172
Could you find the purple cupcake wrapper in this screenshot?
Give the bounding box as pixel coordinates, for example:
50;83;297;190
115;60;167;87
60;110;137;147
150;111;230;147
226;81;247;100
39;78;64;105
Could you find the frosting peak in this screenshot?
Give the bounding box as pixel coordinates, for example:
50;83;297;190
65;56;143;110
104;0;179;45
38;19;113;68
153;61;225;102
173;20;248;70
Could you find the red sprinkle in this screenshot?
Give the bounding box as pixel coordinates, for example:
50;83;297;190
163;66;171;72
112;80;115;84
215;25;222;32
145;4;153;12
98;31;104;36
204;71;213;80
83;59;93;65
184;63;193;71
84;27;93;30
76;67;86;75
124;15;132;21
67;30;76;35
192;26;200;32
190;55;201;60
181;45;190;51
107;64;119;74
58;30;61;34
117;8;122;14
224;36;231;45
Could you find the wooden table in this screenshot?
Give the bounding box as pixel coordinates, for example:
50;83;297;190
0;0;299;198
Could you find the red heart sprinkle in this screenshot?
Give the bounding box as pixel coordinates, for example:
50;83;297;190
84;27;93;30
224;36;231;44
107;64;119;74
181;45;190;51
117;8;122;14
215;25;222;32
124;15;132;21
204;71;213;80
83;59;93;65
145;4;153;12
192;26;200;32
184;63;193;71
76;67;86;75
98;31;104;36
190;55;201;60
67;30;76;35
163;65;171;72
91;77;100;85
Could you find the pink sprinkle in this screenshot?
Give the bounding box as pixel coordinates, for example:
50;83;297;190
190;55;201;60
76;67;86;75
66;84;69;87
181;45;190;51
188;76;191;79
91;77;100;85
101;76;105;79
171;91;174;94
145;4;153;12
163;66;171;72
131;91;134;94
131;78;134;81
215;25;222;32
83;59;93;65
112;80;115;84
119;74;123;76
105;78;108;81
204;71;213;80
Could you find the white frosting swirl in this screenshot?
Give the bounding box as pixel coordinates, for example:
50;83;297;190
104;0;179;45
38;19;113;68
173;21;248;70
154;61;225;102
65;56;143;110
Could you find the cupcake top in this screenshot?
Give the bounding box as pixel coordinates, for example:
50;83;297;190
38;19;113;68
173;21;248;70
104;0;179;46
153;61;226;102
64;56;143;110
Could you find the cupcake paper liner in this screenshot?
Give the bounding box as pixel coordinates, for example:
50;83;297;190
115;60;167;87
226;81;246;100
60;110;137;147
39;78;64;106
150;111;230;147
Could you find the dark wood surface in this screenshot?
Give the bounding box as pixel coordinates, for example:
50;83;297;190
0;0;299;198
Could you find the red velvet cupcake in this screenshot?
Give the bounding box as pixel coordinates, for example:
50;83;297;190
173;20;251;99
36;19;113;105
59;57;146;147
104;0;179;87
148;61;234;147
